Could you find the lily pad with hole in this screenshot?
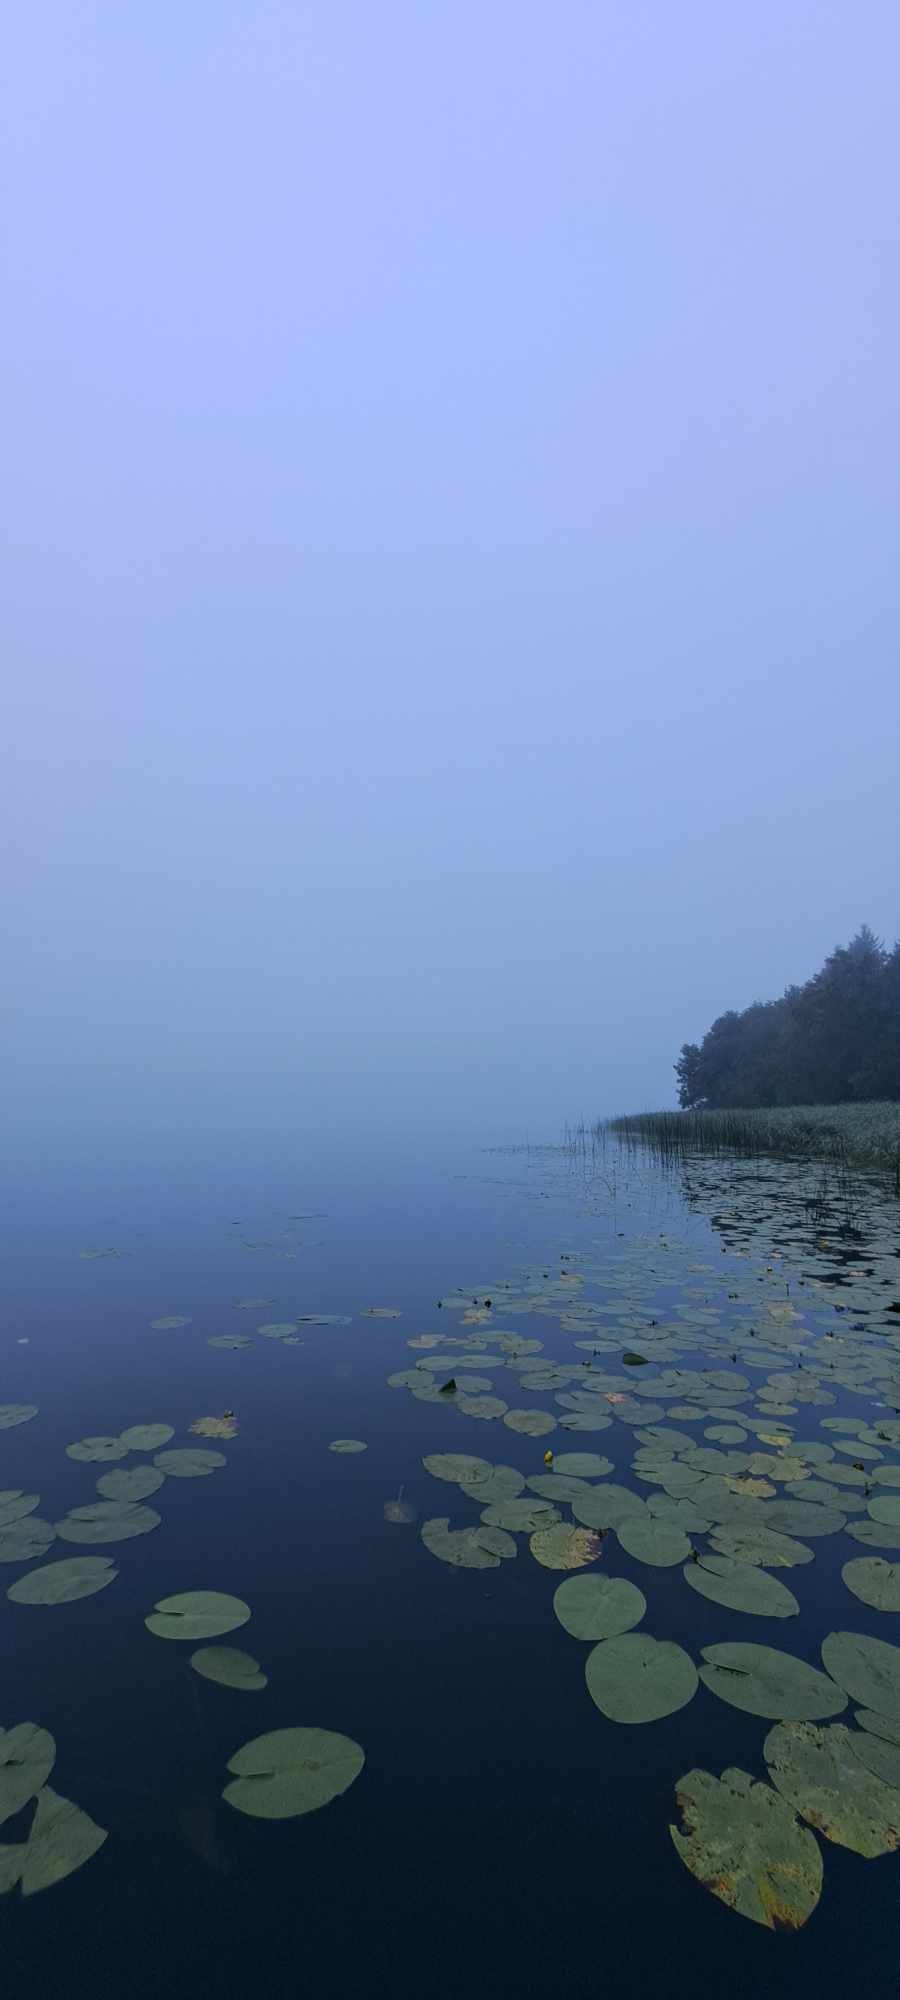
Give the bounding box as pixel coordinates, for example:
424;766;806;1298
585;1633;697;1723
0;1726;55;1826
96;1467;164;1503
55;1503;161;1545
146;1591;251;1640
683;1553;799;1618
617;1519;691;1568
764;1721;900;1856
842;1558;900;1613
328;1440;367;1454
7;1557;116;1606
66;1437;129;1464
0;1787;107;1896
119;1424;175;1452
670;1765;822;1929
553;1573;646;1640
224;1727;364;1820
153;1449;226;1478
821;1631;900;1720
0;1520;56;1565
699;1644;846;1720
530;1524;602;1571
190;1646;268;1690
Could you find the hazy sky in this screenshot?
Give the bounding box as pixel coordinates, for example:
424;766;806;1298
5;3;899;1139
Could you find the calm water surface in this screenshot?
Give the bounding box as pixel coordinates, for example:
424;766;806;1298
2;1130;899;1998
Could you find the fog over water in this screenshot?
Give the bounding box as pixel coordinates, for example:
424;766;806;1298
6;4;899;1144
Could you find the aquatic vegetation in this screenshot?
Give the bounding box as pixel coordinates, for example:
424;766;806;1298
585;1634;698;1723
670;1766;822;1928
699;1644;846;1720
8;1557;117;1605
0;1726;55;1824
190;1415;238;1439
328;1439;367;1453
552;1573;645;1639
153;1449;226;1478
820;1631;900;1719
0;1407;38;1430
223;1728;364;1820
145;1592;251;1640
56;1502;161;1544
529;1524;601;1571
190;1646;267;1690
842;1557;900;1611
0;1787;107;1896
764;1721;900;1855
149;1316;192;1330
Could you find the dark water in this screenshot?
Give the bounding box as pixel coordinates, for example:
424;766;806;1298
2;1129;899;1997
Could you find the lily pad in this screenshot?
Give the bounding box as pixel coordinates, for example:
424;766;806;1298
328;1440;367;1454
0;1520;56;1564
764;1720;900;1856
7;1558;116;1606
481;1499;561;1534
842;1557;900;1613
699;1644;846;1720
527;1474;593;1502
96;1468;164;1503
551;1452;614;1479
502;1410;556;1438
670;1765;822;1929
208;1336;253;1350
856;1708;900;1746
572;1485;646;1531
0;1787;107;1896
422;1453;490;1486
707;1525;814;1569
585;1633;698;1723
459;1467;525;1505
146;1591;251;1640
0;1408;37;1431
224;1727;364;1819
457;1395;508;1420
617;1519;691;1568
420;1518;500;1569
190;1416;238;1440
190;1647;268;1691
0;1726;55;1826
868;1494;900;1526
149;1316;192;1330
55;1503;160;1544
553;1574;646;1640
119;1424;174;1451
821;1631;900;1721
683;1554;799;1618
66;1437;128;1464
0;1494;40;1527
529;1524;602;1571
848;1727;900;1791
153;1449;226;1478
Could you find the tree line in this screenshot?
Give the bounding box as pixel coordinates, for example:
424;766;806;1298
675;927;900;1108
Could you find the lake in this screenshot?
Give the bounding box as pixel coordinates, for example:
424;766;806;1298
2;1127;900;1997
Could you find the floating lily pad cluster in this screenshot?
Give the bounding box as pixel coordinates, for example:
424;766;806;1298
0;1724;106;1897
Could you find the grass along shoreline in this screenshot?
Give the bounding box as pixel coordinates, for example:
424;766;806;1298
605;1102;900;1187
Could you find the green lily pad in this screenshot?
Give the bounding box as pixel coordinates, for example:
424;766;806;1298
457;1395;508;1420
683;1554;799;1618
328;1440;367;1454
149;1316;192;1330
420;1518;501;1568
0;1494;40;1526
208;1336;253;1350
529;1524;602;1571
842;1557;900;1613
223;1727;364;1820
502;1410;556;1438
190;1647;268;1690
152;1449;226;1478
868;1494;900;1526
459;1466;525;1504
0;1519;56;1564
7;1558;116;1606
66;1437;129;1464
527;1474;593;1503
646;1494;712;1534
821;1631;900;1720
96;1467;164;1502
119;1424;175;1451
585;1633;698;1723
764;1720;900;1856
551;1452;614;1479
474;1525;517;1559
552;1573;646;1640
670;1765;822;1930
848;1727;900;1791
856;1707;900;1745
422;1453;490;1486
572;1485;646;1531
55;1503;161;1544
0;1787;107;1896
0;1726;55;1826
0;1407;38;1431
844;1520;900;1550
617;1519;691;1568
481;1499;561;1534
699;1644;846;1720
146;1591;251;1640
707;1525;814;1569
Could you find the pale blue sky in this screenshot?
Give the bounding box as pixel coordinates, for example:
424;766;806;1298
4;3;899;1137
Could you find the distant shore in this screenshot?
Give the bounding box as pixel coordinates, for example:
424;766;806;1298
605;1102;900;1187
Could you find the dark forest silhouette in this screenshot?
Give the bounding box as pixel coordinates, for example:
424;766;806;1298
676;927;900;1109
